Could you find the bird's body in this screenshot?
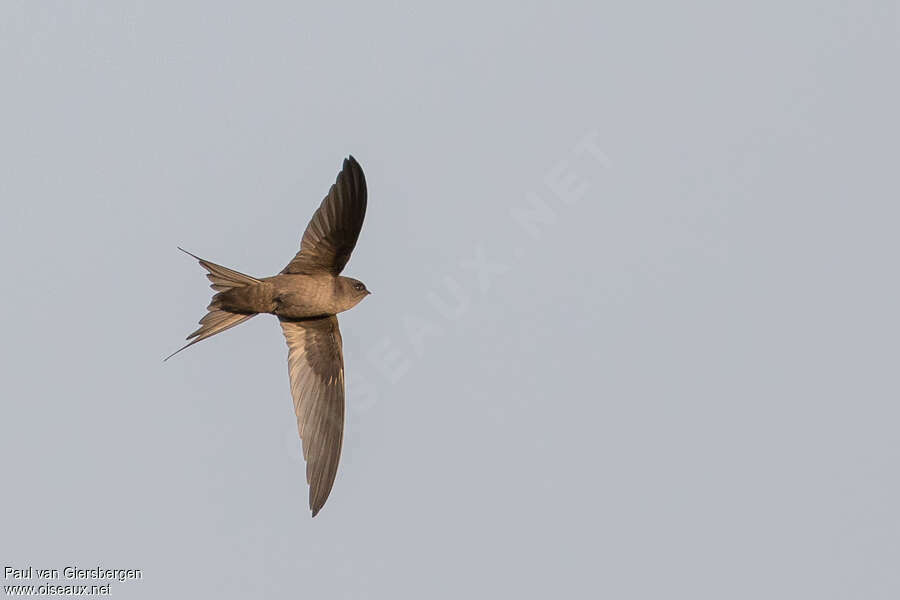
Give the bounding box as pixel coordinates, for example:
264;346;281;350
168;156;370;517
213;273;368;318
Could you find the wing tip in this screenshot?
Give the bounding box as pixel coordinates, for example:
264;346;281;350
343;155;363;174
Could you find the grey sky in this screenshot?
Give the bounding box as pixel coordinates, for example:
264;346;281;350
2;1;898;598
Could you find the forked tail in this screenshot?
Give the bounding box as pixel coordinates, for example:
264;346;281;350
165;248;260;361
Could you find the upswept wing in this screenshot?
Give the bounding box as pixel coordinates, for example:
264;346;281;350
282;157;367;275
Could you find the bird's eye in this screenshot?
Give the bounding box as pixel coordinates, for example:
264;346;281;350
354;283;365;291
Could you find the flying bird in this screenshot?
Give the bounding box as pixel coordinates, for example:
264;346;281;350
167;156;370;517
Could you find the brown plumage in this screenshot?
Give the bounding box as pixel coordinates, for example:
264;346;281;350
167;156;370;517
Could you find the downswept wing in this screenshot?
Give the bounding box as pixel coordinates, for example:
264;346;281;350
280;316;345;516
282;156;367;276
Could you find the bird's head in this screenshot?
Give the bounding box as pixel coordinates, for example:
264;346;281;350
337;276;371;310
